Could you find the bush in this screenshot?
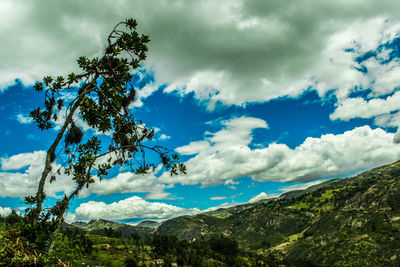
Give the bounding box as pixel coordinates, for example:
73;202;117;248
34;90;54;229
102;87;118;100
209;235;239;256
0;226;50;266
124;256;138;267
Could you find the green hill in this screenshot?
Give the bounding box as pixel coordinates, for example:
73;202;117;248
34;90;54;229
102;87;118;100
136;220;162;229
157;160;400;265
68;219;154;238
3;160;400;266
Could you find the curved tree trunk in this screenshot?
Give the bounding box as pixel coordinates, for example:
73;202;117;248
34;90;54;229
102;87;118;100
48;183;84;253
34;74;99;223
47;199;69;254
34;99;81;223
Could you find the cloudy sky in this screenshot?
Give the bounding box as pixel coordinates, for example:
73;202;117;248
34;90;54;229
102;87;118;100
1;0;400;222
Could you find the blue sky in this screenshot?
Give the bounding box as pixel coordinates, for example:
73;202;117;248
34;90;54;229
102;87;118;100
1;0;400;222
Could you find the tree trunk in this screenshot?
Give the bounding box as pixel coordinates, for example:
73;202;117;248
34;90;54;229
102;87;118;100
47;203;68;254
34;99;81;222
48;183;84;254
34;75;99;223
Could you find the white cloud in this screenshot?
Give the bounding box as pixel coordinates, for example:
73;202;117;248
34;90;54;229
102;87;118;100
210;196;227;201
1;151;43;170
161;117;400;186
394;128;400;144
159;134;171;140
64;212;76;224
0;151;75;198
53;107;111;136
177;141;210;155
374;111;400;128
0;206;12;217
151;127;171;141
224;179;239;190
16;114;33;124
330;91;400;121
248;192;278;203
0;150;172;200
132;81;161;108
1;0;400;110
80;169;171;200
75;196;199;220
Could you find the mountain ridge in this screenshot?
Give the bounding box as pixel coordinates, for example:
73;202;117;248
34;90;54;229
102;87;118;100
153;160;400;265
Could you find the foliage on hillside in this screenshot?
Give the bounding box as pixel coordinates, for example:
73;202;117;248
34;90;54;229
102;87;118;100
157;160;400;266
2;160;400;266
1;218;272;266
0;214;92;266
67;219;153;238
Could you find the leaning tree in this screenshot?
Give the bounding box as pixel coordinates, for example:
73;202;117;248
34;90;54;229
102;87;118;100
26;19;185;252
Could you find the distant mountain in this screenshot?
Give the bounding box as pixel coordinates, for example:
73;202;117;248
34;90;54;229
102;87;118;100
279;178;342;199
157;160;400;265
136;220;161;229
278;189;304;199
67;219;153;238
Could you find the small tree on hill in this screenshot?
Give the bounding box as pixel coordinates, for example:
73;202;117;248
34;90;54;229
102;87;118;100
25;18;185;252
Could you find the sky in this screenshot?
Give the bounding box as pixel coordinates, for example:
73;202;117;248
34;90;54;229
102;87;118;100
1;0;400;223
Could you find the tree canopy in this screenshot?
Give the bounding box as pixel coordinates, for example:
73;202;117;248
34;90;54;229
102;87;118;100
26;18;185;252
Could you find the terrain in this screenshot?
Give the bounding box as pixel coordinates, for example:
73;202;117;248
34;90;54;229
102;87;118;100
156;160;400;265
2;160;400;266
66;219;154;238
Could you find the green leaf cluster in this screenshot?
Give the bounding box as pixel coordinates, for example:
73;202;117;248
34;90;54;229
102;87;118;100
25;18;186;255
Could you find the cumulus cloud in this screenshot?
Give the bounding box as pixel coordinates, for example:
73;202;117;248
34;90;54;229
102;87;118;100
394;129;400;144
375;111;400;128
1;151;43;171
159;134;171;141
0;206;12;217
64;212;76;224
76;196;250;221
160;116;400;186
2;0;400;111
248;192;278;203
80;169;171;200
0;150;172;199
16;114;33;124
330;91;400;121
75;196;199;220
0;151;75;198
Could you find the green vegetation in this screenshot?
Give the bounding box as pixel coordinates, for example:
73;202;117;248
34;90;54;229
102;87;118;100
157;160;400;265
2;160;400;265
287;201;310;210
19;18;185;256
0;217;272;266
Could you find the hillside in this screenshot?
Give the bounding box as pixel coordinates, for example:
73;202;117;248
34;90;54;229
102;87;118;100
3;160;400;266
157;160;400;265
136;220;162;229
67;219;154;238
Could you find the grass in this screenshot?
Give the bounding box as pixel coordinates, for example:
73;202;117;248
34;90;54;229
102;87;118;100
287;202;310;210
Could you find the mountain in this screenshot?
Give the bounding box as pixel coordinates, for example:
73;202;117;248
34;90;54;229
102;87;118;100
157;160;400;265
136;220;161;229
68;219;154;238
279;178;341;199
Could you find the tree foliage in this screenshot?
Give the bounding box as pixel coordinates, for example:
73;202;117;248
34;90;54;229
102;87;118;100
26;18;186;253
